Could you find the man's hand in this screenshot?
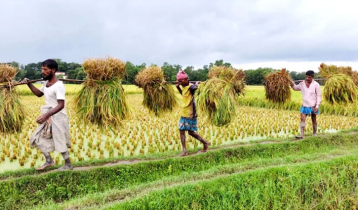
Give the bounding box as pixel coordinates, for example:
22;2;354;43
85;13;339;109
195;81;201;86
37;113;50;124
290;80;295;87
175;81;180;88
313;107;318;113
20;78;30;85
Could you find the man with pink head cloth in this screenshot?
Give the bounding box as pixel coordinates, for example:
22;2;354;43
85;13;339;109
175;70;210;156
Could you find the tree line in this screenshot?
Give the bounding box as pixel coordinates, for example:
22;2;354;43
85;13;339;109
9;59;307;85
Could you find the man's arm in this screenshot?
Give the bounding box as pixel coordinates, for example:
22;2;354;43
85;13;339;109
290;80;301;91
21;78;44;97
175;83;182;95
189;82;199;94
315;83;322;109
36;100;64;124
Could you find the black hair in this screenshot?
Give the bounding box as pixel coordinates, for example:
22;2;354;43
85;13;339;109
306;70;314;77
41;59;58;72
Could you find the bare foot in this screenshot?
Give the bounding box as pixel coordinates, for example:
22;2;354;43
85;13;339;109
198;142;211;153
313;133;317;136
36;162;55;171
178;151;188;157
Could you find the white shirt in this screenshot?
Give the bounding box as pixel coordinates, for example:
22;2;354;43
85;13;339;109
40;81;67;115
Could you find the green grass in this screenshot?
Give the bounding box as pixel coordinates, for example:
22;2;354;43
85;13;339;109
244;85;303;102
2;131;358;209
111;155;358;209
32;148;358;210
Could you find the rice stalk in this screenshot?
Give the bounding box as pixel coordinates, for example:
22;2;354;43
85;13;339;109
0;88;25;133
319;63;353;79
324;74;357;104
74;79;130;127
0;63;17;83
196;78;237;126
0;64;24;133
82;57;126;81
74;57;130;127
135;66;177;116
208;65;245;96
350;71;358;87
264;68;292;103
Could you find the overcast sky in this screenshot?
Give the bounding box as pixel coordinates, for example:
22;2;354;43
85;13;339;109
0;0;358;72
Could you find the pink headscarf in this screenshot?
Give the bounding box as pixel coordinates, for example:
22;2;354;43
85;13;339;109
176;70;188;80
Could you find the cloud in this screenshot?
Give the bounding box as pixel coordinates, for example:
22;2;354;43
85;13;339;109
0;0;357;70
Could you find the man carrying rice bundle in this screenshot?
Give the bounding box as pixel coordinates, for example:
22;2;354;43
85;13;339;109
21;59;73;171
176;70;210;156
290;70;322;139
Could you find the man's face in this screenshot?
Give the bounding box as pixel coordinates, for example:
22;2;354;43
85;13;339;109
178;78;189;86
305;75;313;83
42;66;55;80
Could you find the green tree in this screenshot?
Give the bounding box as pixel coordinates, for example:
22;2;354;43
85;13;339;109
289;71;306;81
209;59;232;68
24;62;42;80
123;62;146;84
76;67;86;80
244;68;276;85
162;62;181;81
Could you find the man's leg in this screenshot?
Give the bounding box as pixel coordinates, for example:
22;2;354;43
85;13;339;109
188;131;210;152
179;130;188;156
56;150;73;171
36;152;55;171
296;113;307;139
312;113;317;136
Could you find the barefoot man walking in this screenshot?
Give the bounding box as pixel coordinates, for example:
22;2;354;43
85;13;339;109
290;70;322;139
22;59;73;171
176;70;210;156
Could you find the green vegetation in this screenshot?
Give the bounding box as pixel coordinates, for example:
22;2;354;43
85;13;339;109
2;130;358;209
113;155;358;210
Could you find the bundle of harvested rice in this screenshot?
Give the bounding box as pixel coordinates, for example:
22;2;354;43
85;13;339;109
264;68;292;103
319;63;358;87
196;78;237;127
319;63;353;79
0;89;25;133
208;66;246;96
74;57;130;127
135;66;177;116
0;64;25;133
0;63;17;83
351;72;358;86
82;57;126;81
324;74;357;104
